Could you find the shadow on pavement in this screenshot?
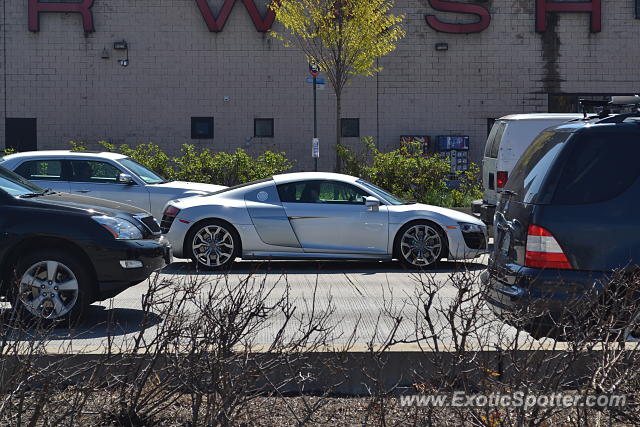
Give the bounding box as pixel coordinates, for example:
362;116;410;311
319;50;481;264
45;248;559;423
162;259;487;276
0;305;163;341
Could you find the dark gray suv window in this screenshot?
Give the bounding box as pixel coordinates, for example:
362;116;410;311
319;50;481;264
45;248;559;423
505;131;571;204
552;131;640;205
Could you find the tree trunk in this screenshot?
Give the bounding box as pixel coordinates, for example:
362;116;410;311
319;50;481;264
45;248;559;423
335;91;342;173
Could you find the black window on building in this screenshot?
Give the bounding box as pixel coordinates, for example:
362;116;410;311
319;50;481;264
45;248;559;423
5;118;37;152
191;117;214;139
637;0;640;19
548;94;580;113
341;118;360;138
254;118;274;138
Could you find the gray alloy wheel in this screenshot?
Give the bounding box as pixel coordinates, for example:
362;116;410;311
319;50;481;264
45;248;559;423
189;221;238;269
18;260;80;320
397;223;446;268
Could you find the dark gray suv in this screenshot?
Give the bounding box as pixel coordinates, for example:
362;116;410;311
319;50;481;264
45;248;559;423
482;112;640;337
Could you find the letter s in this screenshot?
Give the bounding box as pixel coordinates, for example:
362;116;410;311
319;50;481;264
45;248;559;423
425;0;491;34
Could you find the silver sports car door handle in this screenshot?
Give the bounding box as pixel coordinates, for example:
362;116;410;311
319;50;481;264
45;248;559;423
288;216;329;220
74;190;91;193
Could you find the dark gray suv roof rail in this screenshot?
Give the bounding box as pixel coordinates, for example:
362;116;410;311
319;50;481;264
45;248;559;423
594;112;640;124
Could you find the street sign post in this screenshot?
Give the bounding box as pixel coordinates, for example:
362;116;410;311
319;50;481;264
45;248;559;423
308;62;321;171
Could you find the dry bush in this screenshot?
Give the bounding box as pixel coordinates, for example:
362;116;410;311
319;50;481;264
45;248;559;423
356;267;640;426
2;264;640;425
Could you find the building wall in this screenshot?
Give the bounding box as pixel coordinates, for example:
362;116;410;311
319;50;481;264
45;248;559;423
1;0;638;171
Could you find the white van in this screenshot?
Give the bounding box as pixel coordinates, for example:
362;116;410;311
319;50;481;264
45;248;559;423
474;113;583;224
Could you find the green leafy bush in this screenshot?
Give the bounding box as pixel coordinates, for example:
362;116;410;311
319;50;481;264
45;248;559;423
69;141;87;151
338;137;482;208
67;141;296;187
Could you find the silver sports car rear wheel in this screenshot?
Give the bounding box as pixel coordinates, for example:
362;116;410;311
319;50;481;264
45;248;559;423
187;220;240;269
396;222;447;268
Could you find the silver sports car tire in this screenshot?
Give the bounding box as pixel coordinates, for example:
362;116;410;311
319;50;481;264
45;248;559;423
395;221;448;268
186;219;240;270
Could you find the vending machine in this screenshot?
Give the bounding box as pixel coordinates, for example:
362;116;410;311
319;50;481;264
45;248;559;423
436;135;470;176
400;136;430;155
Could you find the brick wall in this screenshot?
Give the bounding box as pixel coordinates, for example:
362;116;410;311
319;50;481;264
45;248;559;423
1;0;638;171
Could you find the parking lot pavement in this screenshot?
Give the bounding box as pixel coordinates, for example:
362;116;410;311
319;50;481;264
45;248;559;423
8;253;525;352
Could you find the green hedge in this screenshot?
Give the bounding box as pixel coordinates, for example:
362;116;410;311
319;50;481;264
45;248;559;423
71;141;294;187
337;137;482;208
52;139;480;208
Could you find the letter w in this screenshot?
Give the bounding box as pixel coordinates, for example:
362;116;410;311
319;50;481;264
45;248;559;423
196;0;276;32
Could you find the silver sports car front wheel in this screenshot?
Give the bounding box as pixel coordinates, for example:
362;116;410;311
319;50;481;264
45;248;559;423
396;222;447;268
188;220;240;269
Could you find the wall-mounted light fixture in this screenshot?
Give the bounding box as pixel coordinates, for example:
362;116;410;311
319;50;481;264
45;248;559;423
435;42;449;51
113;40;129;67
100;47;110;59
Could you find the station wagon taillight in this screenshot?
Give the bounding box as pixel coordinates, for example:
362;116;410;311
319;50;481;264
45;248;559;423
496;171;508;189
525;225;572;270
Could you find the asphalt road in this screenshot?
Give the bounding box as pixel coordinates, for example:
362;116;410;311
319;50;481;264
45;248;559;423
5;252;532;352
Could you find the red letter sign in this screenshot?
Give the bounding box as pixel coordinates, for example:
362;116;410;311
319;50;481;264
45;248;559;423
28;0;95;32
536;0;601;33
196;0;276;32
425;0;491;34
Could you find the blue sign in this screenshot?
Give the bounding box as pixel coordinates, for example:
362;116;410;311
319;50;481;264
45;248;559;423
306;77;325;84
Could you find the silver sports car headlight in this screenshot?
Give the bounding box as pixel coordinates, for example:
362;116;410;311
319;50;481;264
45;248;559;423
92;216;143;240
458;222;484;233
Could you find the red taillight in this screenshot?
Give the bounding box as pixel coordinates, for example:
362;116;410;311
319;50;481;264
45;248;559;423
496;171;508;188
525;225;572;269
164;205;180;218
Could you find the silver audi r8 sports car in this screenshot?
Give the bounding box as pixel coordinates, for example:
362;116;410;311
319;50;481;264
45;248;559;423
161;172;487;269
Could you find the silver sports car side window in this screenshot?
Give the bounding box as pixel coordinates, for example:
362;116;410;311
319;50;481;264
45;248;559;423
277;180;368;205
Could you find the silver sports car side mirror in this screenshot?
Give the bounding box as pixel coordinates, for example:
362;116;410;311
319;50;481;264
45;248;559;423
365;196;380;212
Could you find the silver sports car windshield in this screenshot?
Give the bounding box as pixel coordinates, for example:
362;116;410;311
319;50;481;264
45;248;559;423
357;179;409;205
